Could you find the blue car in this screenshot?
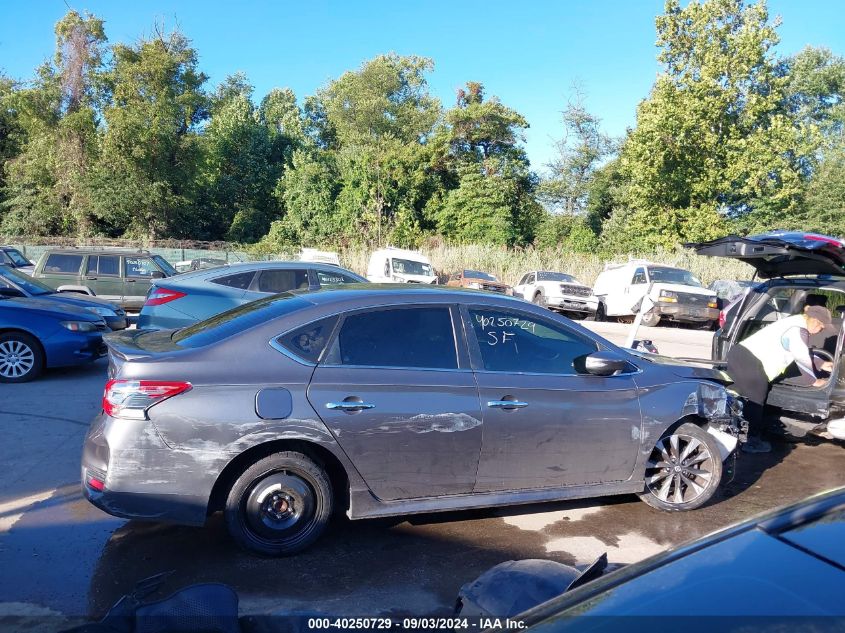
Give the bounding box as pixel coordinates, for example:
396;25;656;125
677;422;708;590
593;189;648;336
0;295;108;382
0;264;128;330
137;261;366;329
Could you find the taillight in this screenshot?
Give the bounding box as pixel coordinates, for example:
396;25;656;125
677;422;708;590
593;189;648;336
144;287;186;307
719;310;726;329
103;379;192;420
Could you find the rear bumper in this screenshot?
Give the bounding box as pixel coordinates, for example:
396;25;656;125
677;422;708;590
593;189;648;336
137;308;196;330
655;303;719;323
81;413;223;526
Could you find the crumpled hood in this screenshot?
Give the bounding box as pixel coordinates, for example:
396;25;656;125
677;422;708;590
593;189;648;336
628;349;730;384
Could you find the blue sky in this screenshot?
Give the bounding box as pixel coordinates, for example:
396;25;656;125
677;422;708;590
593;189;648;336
1;1;843;172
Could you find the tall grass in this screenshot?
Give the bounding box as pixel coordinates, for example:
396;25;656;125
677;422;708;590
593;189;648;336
336;244;755;287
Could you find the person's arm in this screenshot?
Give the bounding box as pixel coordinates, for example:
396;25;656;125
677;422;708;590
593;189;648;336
781;326;820;386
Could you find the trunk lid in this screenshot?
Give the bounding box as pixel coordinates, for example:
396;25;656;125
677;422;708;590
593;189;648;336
688;232;845;279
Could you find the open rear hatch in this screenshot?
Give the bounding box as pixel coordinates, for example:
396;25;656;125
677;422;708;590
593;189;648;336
687;232;845;279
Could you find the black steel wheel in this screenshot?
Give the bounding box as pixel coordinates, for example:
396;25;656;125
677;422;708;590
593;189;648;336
0;332;43;383
225;451;333;556
639;423;722;511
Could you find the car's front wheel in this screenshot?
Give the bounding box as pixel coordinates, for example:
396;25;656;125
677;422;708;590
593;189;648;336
639;423;722;511
0;332;43;383
225;451;333;556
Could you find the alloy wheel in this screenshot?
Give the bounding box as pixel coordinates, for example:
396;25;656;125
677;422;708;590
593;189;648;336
0;339;35;379
644;432;715;506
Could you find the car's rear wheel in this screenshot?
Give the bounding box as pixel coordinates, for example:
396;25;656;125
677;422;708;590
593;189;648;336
0;332;43;383
639;423;722;511
532;292;545;307
225;451;333;556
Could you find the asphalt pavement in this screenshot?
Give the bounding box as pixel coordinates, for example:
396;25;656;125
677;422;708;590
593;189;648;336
0;321;843;629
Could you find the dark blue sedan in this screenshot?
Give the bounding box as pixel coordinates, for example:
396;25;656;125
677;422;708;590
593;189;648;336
0;264;128;330
0;295;108;382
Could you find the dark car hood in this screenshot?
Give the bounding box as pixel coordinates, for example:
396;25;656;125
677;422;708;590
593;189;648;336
628;349;730;383
43;292;120;312
687;232;845;278
0;296;102;320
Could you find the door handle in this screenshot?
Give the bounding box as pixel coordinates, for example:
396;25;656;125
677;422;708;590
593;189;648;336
126;279;136;282
487;400;528;409
326;402;376;412
86;276;97;280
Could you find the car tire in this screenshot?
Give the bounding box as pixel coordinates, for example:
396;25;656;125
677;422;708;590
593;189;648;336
638;422;723;512
595;302;607;322
225;451;333;556
532;292;545;307
641;310;661;327
0;332;44;383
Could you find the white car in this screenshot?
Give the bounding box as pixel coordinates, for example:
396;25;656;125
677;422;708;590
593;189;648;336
592;260;719;327
513;271;598;318
366;247;437;284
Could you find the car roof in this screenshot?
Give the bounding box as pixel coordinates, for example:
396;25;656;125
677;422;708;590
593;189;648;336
164;260;364;285
41;248;152;255
293;283;523;306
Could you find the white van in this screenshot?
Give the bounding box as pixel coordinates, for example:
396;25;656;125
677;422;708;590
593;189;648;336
367;247;437;284
299;248;341;266
592;260;719;327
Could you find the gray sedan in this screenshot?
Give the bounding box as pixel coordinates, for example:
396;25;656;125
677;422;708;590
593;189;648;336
137;261;366;329
83;285;743;556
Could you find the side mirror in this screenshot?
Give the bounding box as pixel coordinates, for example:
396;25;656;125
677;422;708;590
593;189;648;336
584;351;634;376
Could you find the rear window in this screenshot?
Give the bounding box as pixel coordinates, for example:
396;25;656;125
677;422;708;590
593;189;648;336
173;294;309;348
44;253;83;274
211;271;255;290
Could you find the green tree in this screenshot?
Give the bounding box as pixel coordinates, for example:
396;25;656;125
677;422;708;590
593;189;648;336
1;11;105;236
431;82;540;245
541;89;614;215
88;28;208;238
619;0;812;243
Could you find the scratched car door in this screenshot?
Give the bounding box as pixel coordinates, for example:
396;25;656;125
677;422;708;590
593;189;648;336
307;304;483;501
463;305;642;492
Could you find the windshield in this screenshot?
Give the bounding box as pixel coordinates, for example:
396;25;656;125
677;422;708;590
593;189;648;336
173;293;309;348
464;270;497;281
152;255;177;276
392;258;433;277
0;265;53;295
648;267;702;287
3;248;30;267
537;271;578;283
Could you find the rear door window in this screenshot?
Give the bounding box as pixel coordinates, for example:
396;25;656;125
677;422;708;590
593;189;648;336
257;269;309;293
275;316;339;363
87;255;120;276
44;254;83;275
324;307;458;369
211;271;255;290
468;308;597;375
315;270;361;285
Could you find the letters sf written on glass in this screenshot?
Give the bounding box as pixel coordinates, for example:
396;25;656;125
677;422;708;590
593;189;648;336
474;314;535;346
